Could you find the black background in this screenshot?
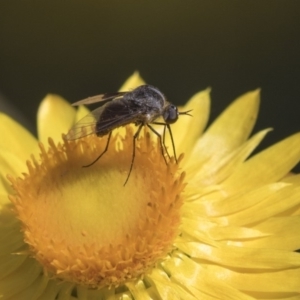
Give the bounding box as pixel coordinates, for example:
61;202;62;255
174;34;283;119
0;1;300;170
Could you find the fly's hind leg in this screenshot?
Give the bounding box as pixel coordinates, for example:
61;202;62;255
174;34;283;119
83;131;112;167
124;123;144;186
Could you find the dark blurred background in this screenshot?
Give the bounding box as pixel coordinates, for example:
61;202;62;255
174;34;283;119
0;1;300;169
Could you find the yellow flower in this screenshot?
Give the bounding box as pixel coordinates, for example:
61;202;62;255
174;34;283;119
1;72;300;299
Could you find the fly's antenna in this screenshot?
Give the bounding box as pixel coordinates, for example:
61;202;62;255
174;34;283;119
179;109;193;117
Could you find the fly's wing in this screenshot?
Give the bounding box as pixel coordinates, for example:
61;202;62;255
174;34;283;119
66;99;142;140
65;106;107;140
95;99;142;135
71;92;127;106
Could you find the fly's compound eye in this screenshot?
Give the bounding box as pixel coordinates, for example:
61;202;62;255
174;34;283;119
163;104;178;124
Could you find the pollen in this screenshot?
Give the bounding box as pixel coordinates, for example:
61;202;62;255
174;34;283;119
8;127;186;289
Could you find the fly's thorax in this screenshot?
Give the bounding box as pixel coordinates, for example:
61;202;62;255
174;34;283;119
124;85;166;111
134;112;161;125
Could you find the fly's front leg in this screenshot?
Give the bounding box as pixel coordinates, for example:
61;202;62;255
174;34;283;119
151;122;178;163
166;123;177;163
162;124;172;160
147;124;168;165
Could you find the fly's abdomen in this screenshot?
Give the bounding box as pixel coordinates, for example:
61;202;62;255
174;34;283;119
95;99;137;136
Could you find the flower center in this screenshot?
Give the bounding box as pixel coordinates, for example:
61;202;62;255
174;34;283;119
9;127;185;288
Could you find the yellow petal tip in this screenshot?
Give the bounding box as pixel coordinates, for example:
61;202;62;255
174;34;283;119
119;71;146;91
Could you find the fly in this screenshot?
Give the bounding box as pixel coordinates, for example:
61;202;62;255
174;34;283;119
66;84;192;185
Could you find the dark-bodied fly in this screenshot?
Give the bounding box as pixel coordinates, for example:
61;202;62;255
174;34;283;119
66;85;192;185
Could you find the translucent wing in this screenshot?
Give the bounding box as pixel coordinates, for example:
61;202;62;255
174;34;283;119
66;99;142;140
66;106;107;140
71;92;128;106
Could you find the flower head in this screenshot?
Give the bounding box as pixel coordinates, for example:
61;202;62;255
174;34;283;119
1;72;300;299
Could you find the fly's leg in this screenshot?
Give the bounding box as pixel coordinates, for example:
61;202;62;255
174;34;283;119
83;131;112;167
162;124;172;160
151;122;177;163
124;124;144;186
147;124;168;165
166;123;178;163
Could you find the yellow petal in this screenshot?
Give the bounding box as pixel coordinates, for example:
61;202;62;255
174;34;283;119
216;185;300;226
74;104;90;123
167;253;300;294
187;90;260;169
76;285;116;299
190;183;287;219
283;173;300;185
175;241;300;269
0;249;27;281
181;217;269;245
119;71;145;91
0;257;42;297
0;113;38;160
187;128;271;185
223;132;300;194
163;254;253;300
179;218;219;247
0;149;27;192
2;272;49;299
147;269;182;300
150;267;198;300
209;265;300;293
231;217;300;250
0;193;9;207
0;207;27;276
37;94;76;145
126;281;155;300
170;89;210;158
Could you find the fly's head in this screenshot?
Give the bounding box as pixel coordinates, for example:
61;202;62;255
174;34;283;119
163;104;193;124
163;104;179;124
